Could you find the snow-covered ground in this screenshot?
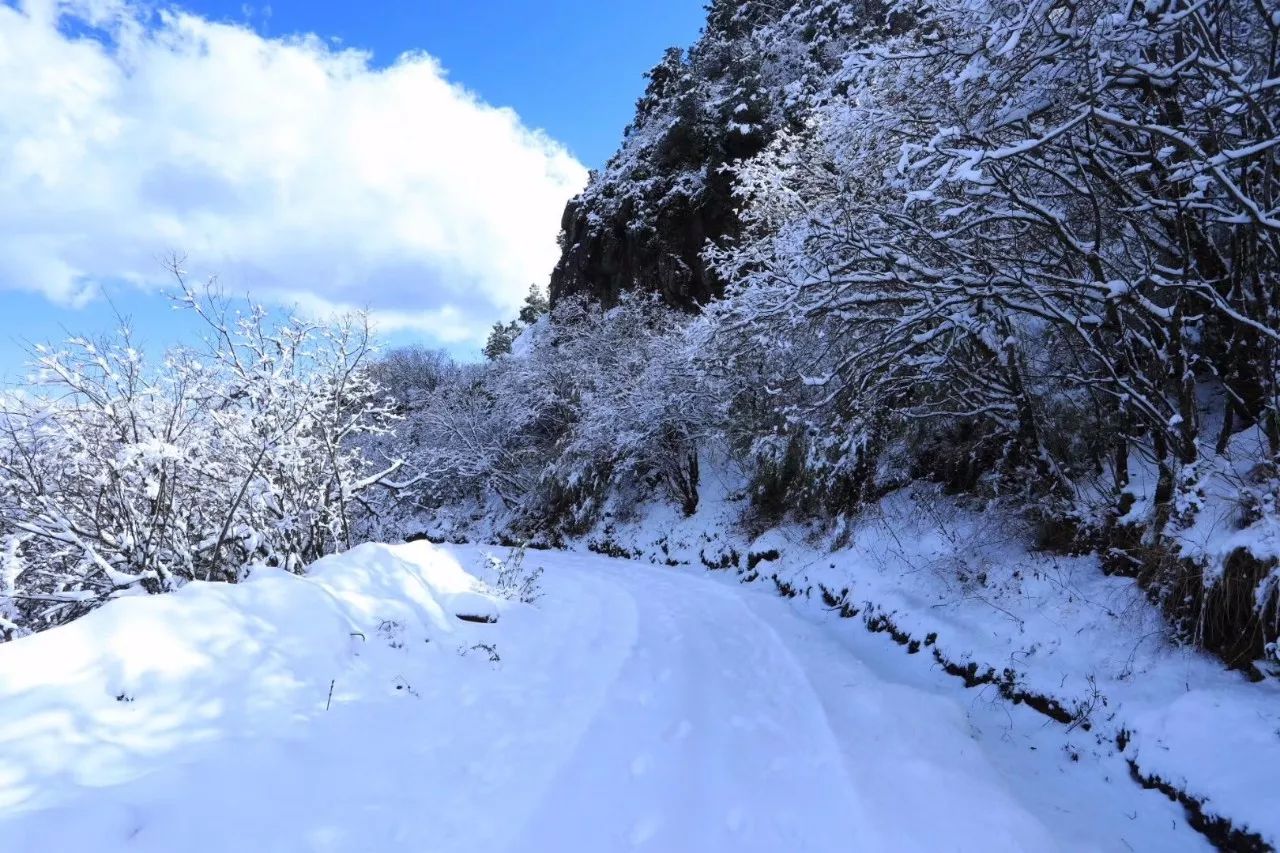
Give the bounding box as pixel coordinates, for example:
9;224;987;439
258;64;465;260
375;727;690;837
0;539;1238;851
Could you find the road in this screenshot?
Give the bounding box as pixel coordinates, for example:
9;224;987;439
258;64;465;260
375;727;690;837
0;544;1202;851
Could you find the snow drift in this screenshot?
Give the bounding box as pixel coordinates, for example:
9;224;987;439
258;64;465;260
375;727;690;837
0;541;523;848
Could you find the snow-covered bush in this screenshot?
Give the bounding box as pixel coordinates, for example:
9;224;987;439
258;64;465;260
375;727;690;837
369;345;455;413
482;544;543;604
0;266;403;634
541;296;717;520
377;294;715;535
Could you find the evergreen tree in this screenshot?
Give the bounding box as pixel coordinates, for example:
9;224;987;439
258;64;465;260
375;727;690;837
518;285;549;325
483;321;521;360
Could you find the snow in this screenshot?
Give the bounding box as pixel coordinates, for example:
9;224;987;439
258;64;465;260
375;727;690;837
0;537;1246;851
0;542;508;848
449;468;1277;850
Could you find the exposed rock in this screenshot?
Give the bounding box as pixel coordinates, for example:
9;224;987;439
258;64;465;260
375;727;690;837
549;1;871;310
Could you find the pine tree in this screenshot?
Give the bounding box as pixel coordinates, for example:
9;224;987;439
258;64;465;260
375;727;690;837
483;321;521;360
518;285;549;325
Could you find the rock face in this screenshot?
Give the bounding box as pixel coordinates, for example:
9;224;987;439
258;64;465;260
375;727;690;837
548;1;805;310
550;169;737;310
546;1;888;310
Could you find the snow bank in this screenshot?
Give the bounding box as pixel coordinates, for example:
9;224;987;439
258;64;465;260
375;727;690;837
0;542;502;821
824;491;1280;847
0;540;649;853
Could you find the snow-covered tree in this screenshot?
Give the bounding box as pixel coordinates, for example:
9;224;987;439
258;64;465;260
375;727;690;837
0;267;403;633
483;321;522;361
377;294;715;533
714;0;1279;513
705;0;1280;661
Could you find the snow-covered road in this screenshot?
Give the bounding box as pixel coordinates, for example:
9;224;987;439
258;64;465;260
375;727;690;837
0;544;1204;851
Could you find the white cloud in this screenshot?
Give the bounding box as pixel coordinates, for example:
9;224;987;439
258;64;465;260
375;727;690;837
0;0;587;344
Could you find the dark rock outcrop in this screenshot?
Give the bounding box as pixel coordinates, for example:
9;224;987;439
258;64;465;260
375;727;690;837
551;171;737;310
549;0;871;310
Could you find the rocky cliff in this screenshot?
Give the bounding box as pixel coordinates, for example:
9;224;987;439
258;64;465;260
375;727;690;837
549;0;872;309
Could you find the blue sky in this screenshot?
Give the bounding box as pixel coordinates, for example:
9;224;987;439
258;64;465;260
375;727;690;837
0;0;705;379
182;0;705;169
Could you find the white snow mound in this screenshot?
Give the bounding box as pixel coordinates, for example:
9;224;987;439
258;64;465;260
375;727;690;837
0;542;498;820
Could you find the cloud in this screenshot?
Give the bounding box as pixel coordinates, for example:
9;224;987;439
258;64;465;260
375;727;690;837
0;0;587;344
